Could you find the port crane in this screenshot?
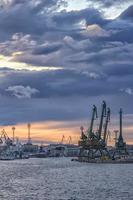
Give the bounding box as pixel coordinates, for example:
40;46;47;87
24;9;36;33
79;105;98;157
79;101;111;161
79;105;97;147
78;102;131;163
0;129;13;146
86;101;108;148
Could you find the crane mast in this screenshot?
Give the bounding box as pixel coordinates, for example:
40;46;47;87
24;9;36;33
98;101;106;139
103;108;110;143
117;108;124;146
119;108;122;140
115;108;128;156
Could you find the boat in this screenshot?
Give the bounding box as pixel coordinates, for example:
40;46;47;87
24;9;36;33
0;153;15;160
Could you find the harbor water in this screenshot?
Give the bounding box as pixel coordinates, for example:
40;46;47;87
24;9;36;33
0;157;133;200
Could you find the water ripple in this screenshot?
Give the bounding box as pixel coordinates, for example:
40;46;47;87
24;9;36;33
0;158;133;200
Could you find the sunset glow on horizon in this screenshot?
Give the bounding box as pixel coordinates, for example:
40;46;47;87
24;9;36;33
0;121;81;145
1;120;133;146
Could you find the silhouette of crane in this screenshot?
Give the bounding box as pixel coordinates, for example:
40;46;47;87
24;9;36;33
60;135;65;144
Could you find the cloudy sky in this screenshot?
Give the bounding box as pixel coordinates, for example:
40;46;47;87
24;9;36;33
0;0;133;144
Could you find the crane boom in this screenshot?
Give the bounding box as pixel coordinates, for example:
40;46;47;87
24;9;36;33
103;108;110;142
88;105;98;137
98;101;106;139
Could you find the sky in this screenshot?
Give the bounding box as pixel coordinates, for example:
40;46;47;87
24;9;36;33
0;0;133;145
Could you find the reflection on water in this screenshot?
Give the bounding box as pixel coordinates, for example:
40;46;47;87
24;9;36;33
0;157;133;200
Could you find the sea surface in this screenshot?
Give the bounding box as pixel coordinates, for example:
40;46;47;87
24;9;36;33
0;157;133;200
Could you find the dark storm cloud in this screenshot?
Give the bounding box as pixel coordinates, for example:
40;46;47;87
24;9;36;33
1;69;108;98
0;95;96;125
0;0;67;40
0;1;133;127
119;5;133;19
102;6;133;43
53;8;108;27
0;4;132;77
0;33;37;56
0;0;109;43
33;43;62;55
12;6;133;68
70;41;133;71
1;67;132;100
103;63;133;77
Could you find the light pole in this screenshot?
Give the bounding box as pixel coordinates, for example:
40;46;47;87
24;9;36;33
12;126;15;143
27;123;31;144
